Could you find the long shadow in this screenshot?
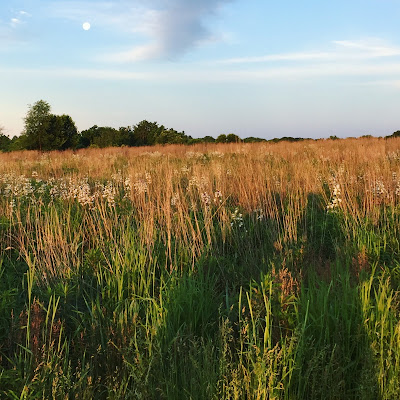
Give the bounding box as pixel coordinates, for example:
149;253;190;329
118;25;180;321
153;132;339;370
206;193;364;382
291;193;378;399
154;262;221;399
293;263;378;399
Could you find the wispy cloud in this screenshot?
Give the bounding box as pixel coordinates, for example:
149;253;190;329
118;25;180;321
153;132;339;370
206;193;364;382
9;9;31;28
48;0;233;62
10;18;21;28
218;39;400;64
360;79;400;89
3;60;400;83
0;66;152;80
0;10;31;48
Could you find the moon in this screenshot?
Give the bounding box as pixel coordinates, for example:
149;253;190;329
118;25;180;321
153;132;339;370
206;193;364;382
82;22;91;31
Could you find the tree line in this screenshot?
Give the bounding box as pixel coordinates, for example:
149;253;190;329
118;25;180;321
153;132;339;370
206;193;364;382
0;100;254;152
2;100;397;152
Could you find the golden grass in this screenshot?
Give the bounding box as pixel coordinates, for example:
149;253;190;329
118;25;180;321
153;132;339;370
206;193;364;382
1;137;400;281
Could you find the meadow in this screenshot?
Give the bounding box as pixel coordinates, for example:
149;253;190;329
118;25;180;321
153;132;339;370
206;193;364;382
0;138;400;399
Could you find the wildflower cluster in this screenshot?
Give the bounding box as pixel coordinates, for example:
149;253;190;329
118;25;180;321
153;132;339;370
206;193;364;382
186;151;205;160
396;182;400;197
214;190;223;204
0;173;35;199
133;180;148;195
188;175;209;190
209;151;224;158
371;180;387;198
0;173;120;208
327;181;342;211
387;151;400;162
201;192;211;207
170;193;180;207
231;207;244;228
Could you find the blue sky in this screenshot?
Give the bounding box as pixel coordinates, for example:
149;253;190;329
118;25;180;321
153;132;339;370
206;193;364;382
1;0;400;139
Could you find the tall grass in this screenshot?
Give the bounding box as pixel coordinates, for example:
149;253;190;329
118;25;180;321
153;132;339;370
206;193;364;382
0;137;399;398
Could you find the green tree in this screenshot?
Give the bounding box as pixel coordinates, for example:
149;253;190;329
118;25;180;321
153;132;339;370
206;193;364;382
118;126;135;146
200;135;215;143
8;136;26;151
0;126;11;152
156;128;189;144
21;100;79;151
386;130;400;139
216;134;227;143
226;133;241;143
79;125;120;148
133;120;162;146
47;114;79;150
243;137;266;143
23;100;51;151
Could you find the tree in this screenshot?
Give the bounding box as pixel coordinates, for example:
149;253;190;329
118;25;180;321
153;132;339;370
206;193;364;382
23;100;51;151
216;134;227;143
22;100;79;151
226;133;241;143
47;114;79;150
201;136;215;143
386;130;400;139
79;125;120;148
243;137;266;143
0;126;11;152
132;120;162;146
118;126;135;146
156;128;188;144
8;136;26;152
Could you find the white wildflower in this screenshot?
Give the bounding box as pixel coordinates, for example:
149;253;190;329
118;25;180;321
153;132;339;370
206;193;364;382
201;192;211;207
102;181;116;207
133;180;148;194
213;190;223;204
171;193;179;207
231;207;244;228
372;180;387;197
327;182;342;211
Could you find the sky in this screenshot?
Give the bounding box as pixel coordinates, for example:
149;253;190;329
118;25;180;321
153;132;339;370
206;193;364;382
1;0;400;140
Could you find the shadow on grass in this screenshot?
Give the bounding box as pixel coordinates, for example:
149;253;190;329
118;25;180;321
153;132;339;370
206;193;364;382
151;261;221;399
292;262;378;399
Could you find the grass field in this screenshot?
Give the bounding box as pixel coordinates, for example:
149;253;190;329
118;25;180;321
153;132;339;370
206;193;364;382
1;138;400;399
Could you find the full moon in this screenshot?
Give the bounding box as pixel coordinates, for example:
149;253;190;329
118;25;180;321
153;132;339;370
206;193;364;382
82;22;91;31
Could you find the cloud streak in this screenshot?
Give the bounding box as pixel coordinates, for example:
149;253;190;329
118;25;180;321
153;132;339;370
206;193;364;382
2;60;400;83
0;10;31;49
218;39;400;64
10;10;31;28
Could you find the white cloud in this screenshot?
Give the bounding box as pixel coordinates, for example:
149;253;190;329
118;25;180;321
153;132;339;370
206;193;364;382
218;39;400;64
10;18;21;27
2;33;400;84
2;60;400;83
8;10;31;29
48;0;233;62
0;67;153;80
108;43;162;62
360;79;400;89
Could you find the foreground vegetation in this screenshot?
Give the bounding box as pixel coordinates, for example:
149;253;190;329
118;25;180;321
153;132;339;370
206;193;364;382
1;138;400;399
